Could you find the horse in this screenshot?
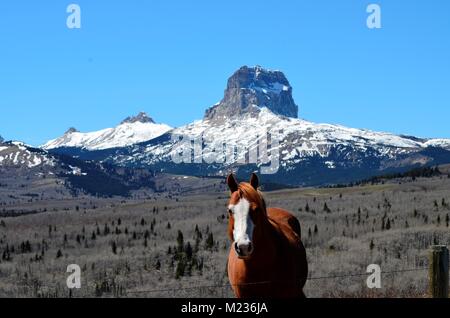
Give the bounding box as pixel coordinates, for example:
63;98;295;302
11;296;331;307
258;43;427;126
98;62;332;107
226;173;308;298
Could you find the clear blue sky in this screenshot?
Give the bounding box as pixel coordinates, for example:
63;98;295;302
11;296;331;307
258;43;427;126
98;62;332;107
0;0;449;146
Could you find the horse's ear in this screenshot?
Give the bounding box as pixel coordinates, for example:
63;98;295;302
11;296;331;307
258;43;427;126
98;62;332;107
227;174;238;193
250;173;259;190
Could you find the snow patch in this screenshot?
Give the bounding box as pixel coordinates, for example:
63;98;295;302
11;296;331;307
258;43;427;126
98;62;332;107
325;161;336;169
43;120;172;150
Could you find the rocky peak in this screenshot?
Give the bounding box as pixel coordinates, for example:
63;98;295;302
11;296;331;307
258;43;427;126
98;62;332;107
65;128;79;135
121;112;155;125
204;66;298;121
0;135;4;143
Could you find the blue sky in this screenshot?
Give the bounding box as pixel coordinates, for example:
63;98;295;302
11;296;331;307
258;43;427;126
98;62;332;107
0;0;449;146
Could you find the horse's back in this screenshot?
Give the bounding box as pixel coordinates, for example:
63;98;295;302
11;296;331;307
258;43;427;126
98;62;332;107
267;207;308;292
267;207;302;239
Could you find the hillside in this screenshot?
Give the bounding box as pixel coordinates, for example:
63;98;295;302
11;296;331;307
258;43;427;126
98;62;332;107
0;171;448;297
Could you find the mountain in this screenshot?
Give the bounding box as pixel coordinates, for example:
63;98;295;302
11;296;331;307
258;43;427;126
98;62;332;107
0;141;155;197
42;112;172;151
0;141;56;168
44;66;450;186
205;65;298;120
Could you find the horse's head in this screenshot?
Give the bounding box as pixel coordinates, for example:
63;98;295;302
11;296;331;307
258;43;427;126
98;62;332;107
226;173;266;259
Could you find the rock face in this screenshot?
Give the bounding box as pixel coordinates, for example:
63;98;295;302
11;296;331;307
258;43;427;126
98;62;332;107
121;112;155;124
204;66;298;121
65;128;79;135
0;135;4;143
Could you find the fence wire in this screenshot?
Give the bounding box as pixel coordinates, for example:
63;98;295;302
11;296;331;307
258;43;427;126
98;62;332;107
126;266;431;295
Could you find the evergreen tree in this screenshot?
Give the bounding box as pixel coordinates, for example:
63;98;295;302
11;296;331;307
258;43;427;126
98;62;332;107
177;230;184;252
185;242;193;260
111;241;117;254
386;219;391;230
175;259;186;279
103;224;110;236
205;232;214;250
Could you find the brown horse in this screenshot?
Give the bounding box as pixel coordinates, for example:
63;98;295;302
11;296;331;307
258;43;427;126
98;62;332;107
226;173;308;298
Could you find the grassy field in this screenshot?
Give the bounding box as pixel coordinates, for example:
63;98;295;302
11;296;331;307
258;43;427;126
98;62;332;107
0;173;449;298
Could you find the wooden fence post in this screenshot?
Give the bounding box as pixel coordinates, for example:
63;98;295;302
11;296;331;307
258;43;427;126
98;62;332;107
429;245;449;298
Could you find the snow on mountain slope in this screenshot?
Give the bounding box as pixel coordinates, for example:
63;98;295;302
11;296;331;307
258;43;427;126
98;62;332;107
112;107;450;169
0;140;158;198
0;141;55;168
42;112;172;151
424;139;450;148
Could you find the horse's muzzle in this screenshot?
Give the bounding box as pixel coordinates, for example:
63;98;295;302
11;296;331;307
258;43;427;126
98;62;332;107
234;241;253;258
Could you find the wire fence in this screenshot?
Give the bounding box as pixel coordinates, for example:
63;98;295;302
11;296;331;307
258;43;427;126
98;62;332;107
125;266;433;296
22;262;446;298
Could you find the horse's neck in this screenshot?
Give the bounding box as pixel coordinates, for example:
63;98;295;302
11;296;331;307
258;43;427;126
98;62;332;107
247;213;278;266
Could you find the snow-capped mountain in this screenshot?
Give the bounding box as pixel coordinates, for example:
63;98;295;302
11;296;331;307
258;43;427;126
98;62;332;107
0;139;156;197
119;107;450;165
45;66;450;186
0;141;56;168
42;112;172;151
0;140;96;178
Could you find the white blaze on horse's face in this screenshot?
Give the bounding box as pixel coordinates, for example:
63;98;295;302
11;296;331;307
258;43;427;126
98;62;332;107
229;198;254;258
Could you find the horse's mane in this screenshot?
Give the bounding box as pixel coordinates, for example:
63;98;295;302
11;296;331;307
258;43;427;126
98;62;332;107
238;182;267;214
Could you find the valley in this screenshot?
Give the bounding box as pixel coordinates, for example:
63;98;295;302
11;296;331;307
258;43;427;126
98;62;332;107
1;171;449;297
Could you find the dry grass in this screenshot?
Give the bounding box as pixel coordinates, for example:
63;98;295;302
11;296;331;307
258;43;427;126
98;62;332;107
1;175;450;297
